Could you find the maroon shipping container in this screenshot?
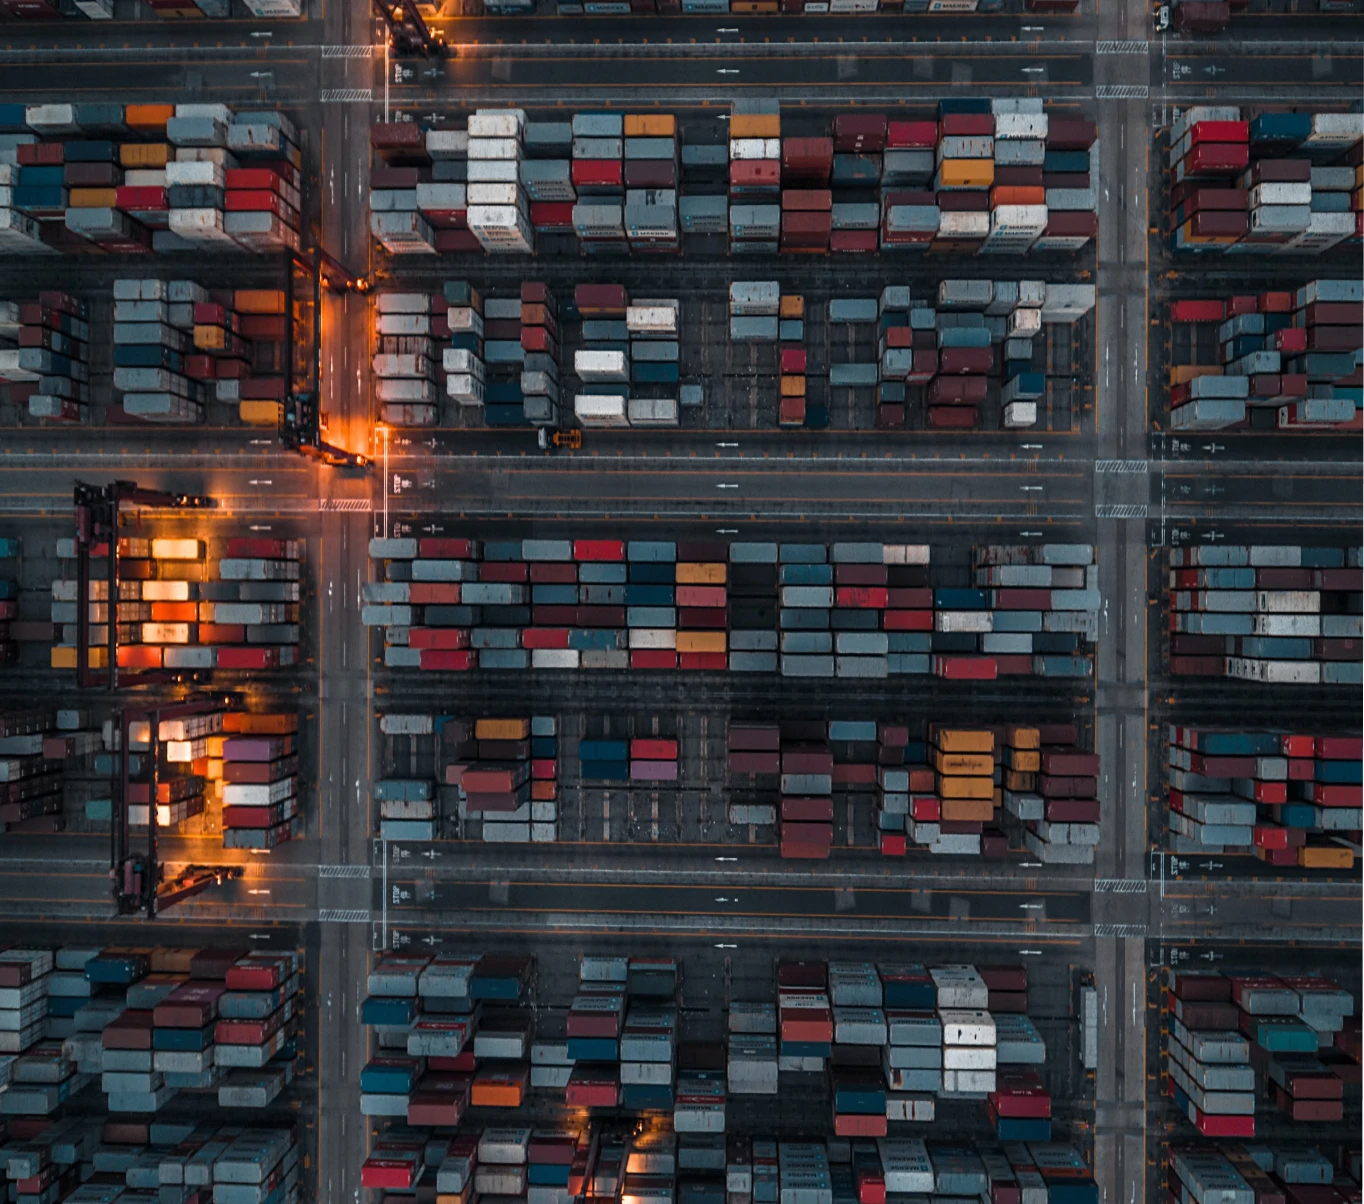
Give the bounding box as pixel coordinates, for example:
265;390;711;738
940;114;993;137
782;211;833;243
372;166;422;188
102;1010;156;1050
1248;158;1311;184
927;406;978;430
831;230;877;253
1173;1;1230;31
529;562;577;584
624;160;677;189
781;797;834;822
222;737;294;762
731;160;780;191
729;725;780;751
832;114;888;153
1307;326;1363;352
938;191;991;212
64;162;120;187
1040;172;1088;189
1041;750;1100;775
730;750;780;774
154;982;226;1028
1181;187;1249;215
937;348;992;375
887;120;938;149
1188;210;1249;238
1045;118;1097;150
783;750;834;774
1304;302;1364;326
782;137;834;182
929;375;987;403
1183;143;1249;175
782;189;833;211
996;166;1046;187
835;564;888;586
574;283;628;315
1045;211;1097;238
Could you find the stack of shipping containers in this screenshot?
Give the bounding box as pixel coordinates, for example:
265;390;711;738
1167;108;1361;255
1167;279;1362;431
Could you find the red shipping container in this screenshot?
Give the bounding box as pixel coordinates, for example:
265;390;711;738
879;832;907;856
573;540;624;562
779;397;806;425
680;652;727;670
409;584;461;605
1184;143;1250;175
521;628;569;649
994;588;1051;608
835;1113;887;1137
830;230;877;253
631;738;677;760
522;326;556;354
929;374;988;403
571;159;622;188
115;186;169;211
1170;300;1226;323
1189;120;1249;145
934;655;997;679
407;629;470;651
418;649;476;671
834;586;888;609
782;797;834;822
781;348;807;373
781;137;834;180
731;160;780;190
833;113;888;152
529;563;576;584
631;650;677;670
876;404;906;429
887;120;938;148
941;114;993;137
530;201;575;230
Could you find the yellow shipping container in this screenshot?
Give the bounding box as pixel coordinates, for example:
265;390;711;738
151;538;204;560
938;159;994;189
1005;725;1039;749
780;375;806;398
1298;846;1353;869
68;188;119;208
935;728;994;754
234;289;287;315
730;114;780;139
779;295;805;319
475;718;530;740
52;646;108;670
675;562;727;585
239;400;282;426
151;947;196;973
119;142;169;168
676;631;726;654
207;735;225;758
623;114;676;138
205;757;223;782
1006;749;1041;773
194;325;227;351
941;796;994;823
933;751;993;776
1004;769;1035;792
937;775;994;801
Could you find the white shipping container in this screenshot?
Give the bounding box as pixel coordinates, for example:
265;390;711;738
575;394;628;427
468;137;522;160
730;138;781;160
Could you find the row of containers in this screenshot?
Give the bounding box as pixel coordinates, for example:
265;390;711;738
374;276;1093;432
369;100;1099;259
0;279;292;425
0;102;302;257
1162;725;1359;871
371;713;1100;863
1;0;298;19
36;533;304;675
359;953;1066;1138
1164;279;1362;433
1161;968;1358;1136
0;704;301;849
1164;543;1361;686
530;0;1082;15
1165;107;1363;256
0;945;301;1198
361;537;1101;680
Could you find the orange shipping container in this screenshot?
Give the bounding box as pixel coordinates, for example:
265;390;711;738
475;718;530;740
937;775;994;801
675;562;726;585
990;186;1046;207
194;325;227;351
676;631;726;654
224;712;298;735
730;113;781;139
934;728;994;754
239;401;282;426
124;104;175;131
940;796;995;823
198;623;245;643
531;781;557;802
1005;725;1040;749
938;159;994;188
470;1066;527;1107
68;188;119;208
780;374;806;398
933;751;993;775
234;289;287;315
51;646;108;670
779;295;805;319
117;645;164;669
1008;751;1041;773
1169;365;1223;386
623;114;676;138
151;602;198;623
